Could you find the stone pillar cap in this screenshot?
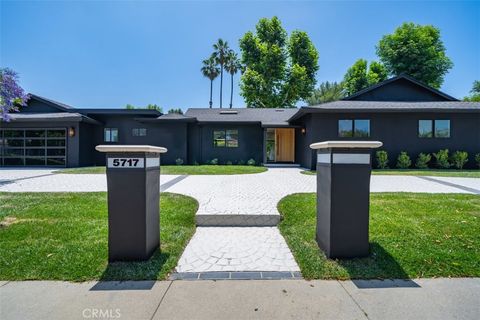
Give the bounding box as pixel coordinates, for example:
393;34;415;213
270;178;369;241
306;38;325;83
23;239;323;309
310;141;383;150
95;145;168;153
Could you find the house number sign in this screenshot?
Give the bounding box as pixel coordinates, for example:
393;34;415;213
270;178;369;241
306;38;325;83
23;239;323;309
107;158;144;168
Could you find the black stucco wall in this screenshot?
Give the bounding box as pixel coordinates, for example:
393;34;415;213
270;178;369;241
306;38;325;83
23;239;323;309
188;123;263;165
297;112;480;169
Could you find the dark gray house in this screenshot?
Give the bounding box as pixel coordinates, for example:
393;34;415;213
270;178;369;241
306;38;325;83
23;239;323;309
1;75;479;169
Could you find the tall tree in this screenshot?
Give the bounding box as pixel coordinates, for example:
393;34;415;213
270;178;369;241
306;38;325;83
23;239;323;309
224;50;242;108
305;81;345;105
463;80;480;102
168;108;183;114
343;59;388;96
239;17;319;108
343;59;368;96
212;39;230;108
201;57;220;108
376;22;453;88
367;61;388;85
0;68;28;121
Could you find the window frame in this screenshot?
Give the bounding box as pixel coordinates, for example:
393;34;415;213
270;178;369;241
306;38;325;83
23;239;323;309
338;119;370;138
418;120;450;139
213;129;239;148
132;128;147;137
434;120;450;138
104;128;119;142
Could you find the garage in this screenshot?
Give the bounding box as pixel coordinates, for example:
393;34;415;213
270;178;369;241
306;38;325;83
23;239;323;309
0;128;67;167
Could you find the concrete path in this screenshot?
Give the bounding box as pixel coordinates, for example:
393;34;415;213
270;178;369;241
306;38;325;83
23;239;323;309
1;278;479;320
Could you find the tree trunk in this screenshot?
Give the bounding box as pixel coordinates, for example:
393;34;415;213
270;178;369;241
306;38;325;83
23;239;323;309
230;73;233;108
209;79;213;108
219;65;223;108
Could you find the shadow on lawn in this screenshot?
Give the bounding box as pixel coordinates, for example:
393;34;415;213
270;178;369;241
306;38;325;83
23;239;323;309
90;249;170;291
338;242;420;289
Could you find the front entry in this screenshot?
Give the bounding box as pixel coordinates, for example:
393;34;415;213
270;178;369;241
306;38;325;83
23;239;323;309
266;128;295;163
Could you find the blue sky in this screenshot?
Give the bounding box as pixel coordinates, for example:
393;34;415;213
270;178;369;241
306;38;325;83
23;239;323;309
1;1;479;111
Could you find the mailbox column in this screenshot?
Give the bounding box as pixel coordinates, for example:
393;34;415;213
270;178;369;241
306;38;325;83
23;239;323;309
310;141;382;259
96;145;168;262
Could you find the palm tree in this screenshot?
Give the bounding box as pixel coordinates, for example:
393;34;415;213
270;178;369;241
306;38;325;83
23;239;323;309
224;50;242;108
212;39;230;108
201;57;220;108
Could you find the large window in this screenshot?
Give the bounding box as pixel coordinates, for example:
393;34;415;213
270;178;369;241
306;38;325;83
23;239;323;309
213;129;238;148
104;128;118;142
0;128;66;167
418;120;450;138
132;128;147;137
338;119;370;138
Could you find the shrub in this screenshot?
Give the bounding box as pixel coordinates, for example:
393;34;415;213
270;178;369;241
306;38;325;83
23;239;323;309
210;158;219;165
375;150;389;169
433;149;450;169
396;151;412;169
175;158;184;166
226;161;233;165
194;161;199;166
451;151;469;169
247;158;256;166
415;153;431;169
238;160;245;165
476;153;480;169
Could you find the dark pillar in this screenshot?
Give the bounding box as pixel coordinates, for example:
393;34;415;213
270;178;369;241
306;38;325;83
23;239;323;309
96;145;168;262
310;141;382;259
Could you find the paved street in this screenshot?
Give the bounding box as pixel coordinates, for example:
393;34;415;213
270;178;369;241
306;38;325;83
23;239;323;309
1;278;479;320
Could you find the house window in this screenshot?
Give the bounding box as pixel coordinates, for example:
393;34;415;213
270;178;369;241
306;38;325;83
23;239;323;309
213;129;238;148
104;128;118;142
418;120;450;138
338;120;370;138
132;128;147;137
435;120;450;138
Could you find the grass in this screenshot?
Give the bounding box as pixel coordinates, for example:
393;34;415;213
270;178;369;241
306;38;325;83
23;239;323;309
55;165;267;175
301;169;480;178
278;193;480;280
0;192;198;281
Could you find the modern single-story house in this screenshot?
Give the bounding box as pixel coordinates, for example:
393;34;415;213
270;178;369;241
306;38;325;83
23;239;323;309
1;75;479;169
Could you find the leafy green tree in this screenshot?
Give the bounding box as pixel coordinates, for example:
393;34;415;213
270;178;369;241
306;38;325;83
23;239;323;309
376;22;453;88
343;59;388;96
125;104;135;110
201;57;220;108
224;50;242;108
367;61;388;86
239;17;319;108
125;104;162;112
212;39;230;108
306;81;344;105
463;80;480;102
168;108;183;114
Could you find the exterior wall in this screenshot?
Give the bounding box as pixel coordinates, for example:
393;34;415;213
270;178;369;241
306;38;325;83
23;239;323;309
188;123;263;165
0;120;81;167
21;99;66;113
87;115;188;165
349;78;451;101
300;112;480;169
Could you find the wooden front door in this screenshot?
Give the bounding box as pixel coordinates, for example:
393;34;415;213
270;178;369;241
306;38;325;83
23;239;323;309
276;128;295;162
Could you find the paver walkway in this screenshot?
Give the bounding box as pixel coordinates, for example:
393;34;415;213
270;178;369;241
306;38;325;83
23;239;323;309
1;278;479;320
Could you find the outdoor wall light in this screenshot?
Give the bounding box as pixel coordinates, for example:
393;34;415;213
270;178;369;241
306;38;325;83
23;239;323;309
69;127;75;137
301;128;306;134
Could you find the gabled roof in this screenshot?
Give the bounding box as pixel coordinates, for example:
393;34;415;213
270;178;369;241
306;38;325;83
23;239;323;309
343;74;458;101
8;112;102;125
135;113;196;123
289;100;480;121
185;108;298;126
28;94;77;111
78;109;161;116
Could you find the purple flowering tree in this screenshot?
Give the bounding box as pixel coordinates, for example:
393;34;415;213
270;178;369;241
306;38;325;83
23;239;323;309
0;68;29;122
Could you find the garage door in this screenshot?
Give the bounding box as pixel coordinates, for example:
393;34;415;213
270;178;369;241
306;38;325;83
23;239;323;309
0;128;67;167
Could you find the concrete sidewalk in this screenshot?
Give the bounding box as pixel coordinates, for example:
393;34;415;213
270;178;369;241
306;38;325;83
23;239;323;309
1;278;479;320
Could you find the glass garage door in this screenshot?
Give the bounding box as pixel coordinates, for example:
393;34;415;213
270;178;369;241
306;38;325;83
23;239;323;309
0;128;67;167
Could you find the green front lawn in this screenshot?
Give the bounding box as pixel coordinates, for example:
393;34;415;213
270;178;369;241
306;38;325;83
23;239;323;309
301;169;480;178
0;192;198;281
278;193;480;280
55;165;267;175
